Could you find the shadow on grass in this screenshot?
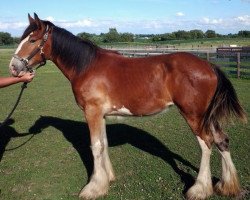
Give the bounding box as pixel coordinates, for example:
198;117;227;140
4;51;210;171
0;119;37;161
27;115;200;194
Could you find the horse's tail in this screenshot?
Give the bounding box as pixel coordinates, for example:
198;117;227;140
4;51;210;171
202;66;247;132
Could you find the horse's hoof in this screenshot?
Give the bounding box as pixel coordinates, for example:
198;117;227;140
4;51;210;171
214;180;241;197
186;181;213;200
79;180;109;200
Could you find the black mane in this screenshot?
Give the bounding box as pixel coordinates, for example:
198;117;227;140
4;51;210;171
21;20;99;73
52;26;98;73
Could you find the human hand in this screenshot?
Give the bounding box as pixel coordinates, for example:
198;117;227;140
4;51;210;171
20;72;35;83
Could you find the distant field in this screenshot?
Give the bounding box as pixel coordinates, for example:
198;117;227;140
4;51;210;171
102;37;250;49
0;49;249;200
1;37;250;50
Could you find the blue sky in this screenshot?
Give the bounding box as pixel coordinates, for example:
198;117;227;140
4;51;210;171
0;0;250;36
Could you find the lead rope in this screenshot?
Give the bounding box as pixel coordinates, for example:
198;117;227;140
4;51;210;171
0;82;27;128
0;62;46;129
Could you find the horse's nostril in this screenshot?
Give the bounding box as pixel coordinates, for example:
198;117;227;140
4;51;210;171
11;65;16;70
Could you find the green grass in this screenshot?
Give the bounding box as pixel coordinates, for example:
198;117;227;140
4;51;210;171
0;50;250;200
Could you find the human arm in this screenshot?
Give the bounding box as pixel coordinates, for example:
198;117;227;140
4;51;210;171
0;73;35;88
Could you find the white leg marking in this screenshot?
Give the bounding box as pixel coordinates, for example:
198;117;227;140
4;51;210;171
92;140;104;167
211;125;241;196
102;126;115;182
221;151;236;183
215;150;241;196
79;140;109;199
186;136;213;199
196;137;212;184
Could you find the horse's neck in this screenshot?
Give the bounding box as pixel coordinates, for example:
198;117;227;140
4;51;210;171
51;57;75;81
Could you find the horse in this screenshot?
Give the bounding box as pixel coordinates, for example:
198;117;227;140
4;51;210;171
9;13;247;200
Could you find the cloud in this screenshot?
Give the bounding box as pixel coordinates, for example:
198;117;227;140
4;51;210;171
45;16;55;22
176;12;185;17
0;21;27;30
1;14;250;36
201;17;223;25
58;19;94;28
234;15;250;25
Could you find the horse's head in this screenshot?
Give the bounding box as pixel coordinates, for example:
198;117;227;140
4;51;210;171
9;13;53;77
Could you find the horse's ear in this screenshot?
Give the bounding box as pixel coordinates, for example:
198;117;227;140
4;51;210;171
28;13;35;24
34;13;42;29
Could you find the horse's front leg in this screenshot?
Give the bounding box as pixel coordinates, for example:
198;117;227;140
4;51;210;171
79;105;113;199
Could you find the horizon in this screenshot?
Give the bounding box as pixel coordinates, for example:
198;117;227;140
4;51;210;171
0;0;250;37
5;28;249;39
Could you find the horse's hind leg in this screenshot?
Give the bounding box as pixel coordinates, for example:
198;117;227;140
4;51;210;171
79;106;113;199
211;125;241;197
184;116;214;200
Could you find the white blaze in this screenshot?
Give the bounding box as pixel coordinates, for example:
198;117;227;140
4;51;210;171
15;35;30;54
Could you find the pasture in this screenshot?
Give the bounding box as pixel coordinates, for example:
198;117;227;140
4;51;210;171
0;49;249;199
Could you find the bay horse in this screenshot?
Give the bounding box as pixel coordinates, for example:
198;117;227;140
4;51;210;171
9;13;247;200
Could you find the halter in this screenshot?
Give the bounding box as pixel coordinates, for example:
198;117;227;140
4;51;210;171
13;25;50;72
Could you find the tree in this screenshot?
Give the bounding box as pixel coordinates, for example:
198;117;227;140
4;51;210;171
190;30;204;39
13;37;20;44
238;30;250;38
103;28;120;43
205;30;216;38
152;34;162;42
0;32;13;45
173;30;191;40
160;33;176;40
77;32;94;40
77;32;103;44
120;32;134;42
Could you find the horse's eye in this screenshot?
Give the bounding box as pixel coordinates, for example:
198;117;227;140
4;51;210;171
30;39;36;44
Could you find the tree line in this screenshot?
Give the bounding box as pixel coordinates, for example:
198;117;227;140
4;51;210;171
0;29;250;45
152;30;250;41
77;28;134;44
0;32;19;45
77;29;250;44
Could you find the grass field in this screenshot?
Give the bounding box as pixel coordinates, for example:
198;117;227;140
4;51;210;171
102;37;250;49
0;49;250;200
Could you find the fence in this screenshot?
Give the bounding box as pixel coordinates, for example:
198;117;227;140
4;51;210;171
112;47;250;79
216;47;250;78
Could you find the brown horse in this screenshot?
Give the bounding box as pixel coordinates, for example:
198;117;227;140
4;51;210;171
9;13;247;199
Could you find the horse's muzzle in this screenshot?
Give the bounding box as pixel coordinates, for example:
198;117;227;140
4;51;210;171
9;57;27;77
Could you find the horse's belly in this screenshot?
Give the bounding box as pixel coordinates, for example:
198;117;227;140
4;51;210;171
107;105;133;116
142;101;174;116
105;101;174;117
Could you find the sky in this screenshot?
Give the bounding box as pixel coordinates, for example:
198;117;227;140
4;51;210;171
0;0;250;36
